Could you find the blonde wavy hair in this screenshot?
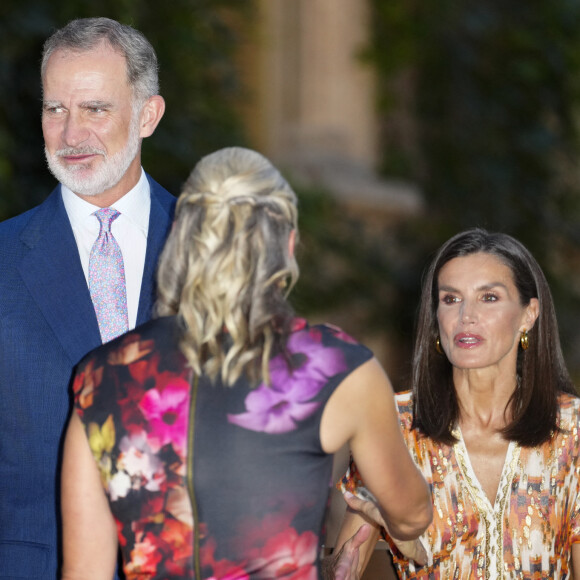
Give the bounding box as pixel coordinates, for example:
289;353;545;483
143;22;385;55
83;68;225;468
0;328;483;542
155;147;299;386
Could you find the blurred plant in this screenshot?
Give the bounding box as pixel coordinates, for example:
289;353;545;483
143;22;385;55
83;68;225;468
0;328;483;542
290;184;425;386
363;0;580;375
0;0;251;220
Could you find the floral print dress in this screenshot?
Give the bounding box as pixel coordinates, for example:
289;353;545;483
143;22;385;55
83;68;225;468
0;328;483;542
73;315;372;579
340;391;580;579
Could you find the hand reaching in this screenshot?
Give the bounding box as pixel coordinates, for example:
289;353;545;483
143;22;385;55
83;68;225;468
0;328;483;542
343;491;428;566
322;524;371;580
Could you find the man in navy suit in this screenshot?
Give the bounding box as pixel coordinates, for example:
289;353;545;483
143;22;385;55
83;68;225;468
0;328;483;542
0;18;176;578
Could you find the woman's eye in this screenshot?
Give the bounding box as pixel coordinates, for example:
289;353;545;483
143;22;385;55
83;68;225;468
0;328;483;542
482;293;498;302
441;294;458;304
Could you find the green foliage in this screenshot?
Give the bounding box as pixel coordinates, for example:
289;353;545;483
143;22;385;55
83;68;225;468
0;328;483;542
365;0;580;375
292;186;396;322
367;1;580;236
290;183;426;385
0;0;250;219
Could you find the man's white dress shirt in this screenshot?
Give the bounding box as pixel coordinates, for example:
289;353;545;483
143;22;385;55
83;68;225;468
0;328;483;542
61;169;151;332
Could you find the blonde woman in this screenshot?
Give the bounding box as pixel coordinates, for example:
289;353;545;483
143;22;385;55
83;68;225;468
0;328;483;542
60;147;431;580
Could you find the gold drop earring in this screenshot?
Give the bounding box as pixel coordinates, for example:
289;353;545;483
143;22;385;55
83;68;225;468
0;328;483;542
520;329;529;351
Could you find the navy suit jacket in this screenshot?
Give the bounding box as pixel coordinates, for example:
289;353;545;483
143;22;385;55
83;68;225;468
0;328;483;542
0;175;175;579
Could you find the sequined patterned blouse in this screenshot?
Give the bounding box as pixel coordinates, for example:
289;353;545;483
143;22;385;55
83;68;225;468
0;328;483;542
340;390;580;579
72;315;372;579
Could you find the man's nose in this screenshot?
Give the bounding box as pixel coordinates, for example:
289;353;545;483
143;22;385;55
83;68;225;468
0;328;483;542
62;112;90;147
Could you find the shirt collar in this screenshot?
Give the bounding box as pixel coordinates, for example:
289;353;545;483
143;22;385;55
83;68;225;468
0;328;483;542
61;168;151;234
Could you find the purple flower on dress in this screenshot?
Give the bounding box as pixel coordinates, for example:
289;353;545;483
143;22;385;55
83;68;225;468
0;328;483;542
227;327;348;433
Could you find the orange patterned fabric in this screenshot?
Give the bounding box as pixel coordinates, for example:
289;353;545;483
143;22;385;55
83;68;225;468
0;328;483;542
340;391;580;579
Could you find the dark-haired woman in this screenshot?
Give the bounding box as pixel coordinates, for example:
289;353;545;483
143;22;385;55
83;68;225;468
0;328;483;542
335;228;580;579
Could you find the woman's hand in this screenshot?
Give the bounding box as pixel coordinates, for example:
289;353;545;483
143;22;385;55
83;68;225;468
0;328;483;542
322;524;372;580
343;491;428;566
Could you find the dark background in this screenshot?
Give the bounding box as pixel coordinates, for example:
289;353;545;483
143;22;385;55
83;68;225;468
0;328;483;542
2;0;580;385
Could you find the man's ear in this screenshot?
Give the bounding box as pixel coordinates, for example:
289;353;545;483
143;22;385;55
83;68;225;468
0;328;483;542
139;95;166;138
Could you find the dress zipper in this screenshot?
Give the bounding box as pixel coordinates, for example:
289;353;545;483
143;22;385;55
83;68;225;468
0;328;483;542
187;375;201;578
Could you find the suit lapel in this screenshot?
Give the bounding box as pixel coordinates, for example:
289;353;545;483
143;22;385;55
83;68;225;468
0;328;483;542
18;189;102;365
136;175;175;325
17;178;174;364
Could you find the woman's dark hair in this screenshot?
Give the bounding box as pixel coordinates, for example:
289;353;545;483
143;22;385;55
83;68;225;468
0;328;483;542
412;228;575;446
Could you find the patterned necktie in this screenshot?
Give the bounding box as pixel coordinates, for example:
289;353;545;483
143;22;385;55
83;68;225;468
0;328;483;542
89;208;129;343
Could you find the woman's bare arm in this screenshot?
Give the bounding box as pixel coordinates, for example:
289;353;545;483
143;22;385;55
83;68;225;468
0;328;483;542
61;412;118;580
321;358;432;542
571;544;580;579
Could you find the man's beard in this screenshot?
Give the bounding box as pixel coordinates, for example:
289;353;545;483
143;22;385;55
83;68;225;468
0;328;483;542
44;110;142;197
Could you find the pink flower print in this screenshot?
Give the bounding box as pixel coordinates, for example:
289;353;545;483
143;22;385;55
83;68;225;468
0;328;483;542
252;528;318;580
200;536;250;580
324;323;358;344
289;318;307;332
268;330;348;394
233;509;296;554
125;532;163;576
228;328;347;433
227;383;320;434
108;431;166;502
139;383;190;453
118;432;163;486
158;518;194;575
